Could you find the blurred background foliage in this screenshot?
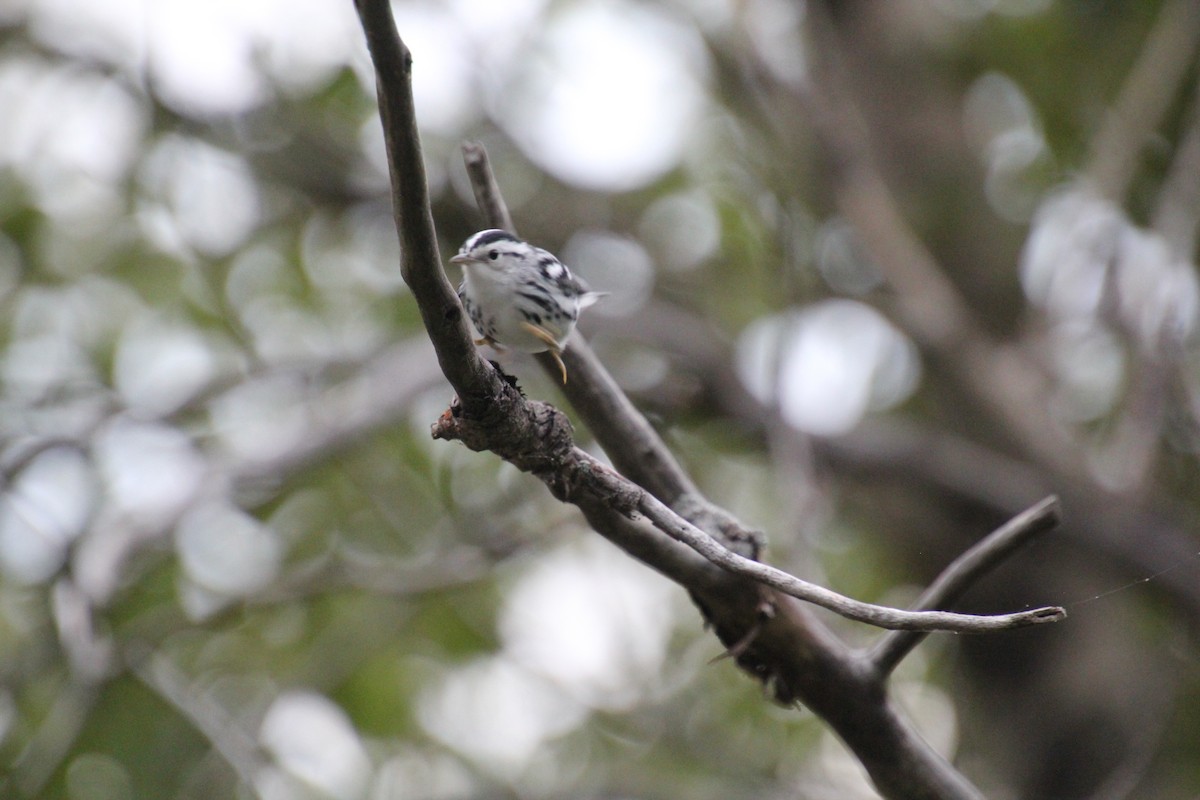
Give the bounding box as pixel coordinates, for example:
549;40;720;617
0;0;1199;798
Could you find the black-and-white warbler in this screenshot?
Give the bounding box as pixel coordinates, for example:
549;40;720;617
452;229;603;383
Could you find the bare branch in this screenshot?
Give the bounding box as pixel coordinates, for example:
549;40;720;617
870;496;1062;674
436;374;1065;634
635;486;1065;633
429;360;1063;635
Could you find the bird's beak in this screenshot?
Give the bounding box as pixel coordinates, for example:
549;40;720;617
449;254;474;266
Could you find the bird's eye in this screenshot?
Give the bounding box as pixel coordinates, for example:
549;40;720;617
488;250;499;261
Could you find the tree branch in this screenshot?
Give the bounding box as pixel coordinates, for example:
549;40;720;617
430;366;1064;634
870;496;1062;675
636;487;1064;633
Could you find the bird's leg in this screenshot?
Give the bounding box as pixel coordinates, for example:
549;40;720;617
519;321;568;384
518;320;559;349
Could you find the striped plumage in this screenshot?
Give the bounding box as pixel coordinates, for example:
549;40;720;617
451;229;601;382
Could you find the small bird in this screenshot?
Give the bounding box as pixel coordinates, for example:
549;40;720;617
452;229;602;383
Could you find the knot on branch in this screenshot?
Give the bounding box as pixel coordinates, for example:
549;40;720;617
432;382;576;475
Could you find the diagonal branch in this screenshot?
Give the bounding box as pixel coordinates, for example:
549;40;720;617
430;391;1064;633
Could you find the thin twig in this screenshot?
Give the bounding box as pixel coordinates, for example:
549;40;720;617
870;496;1062;674
631;479;1065;633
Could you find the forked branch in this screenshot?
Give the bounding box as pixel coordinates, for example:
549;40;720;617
871;495;1062;673
637;489;1065;634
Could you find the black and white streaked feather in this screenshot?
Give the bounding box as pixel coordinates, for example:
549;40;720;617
450;230;602;379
